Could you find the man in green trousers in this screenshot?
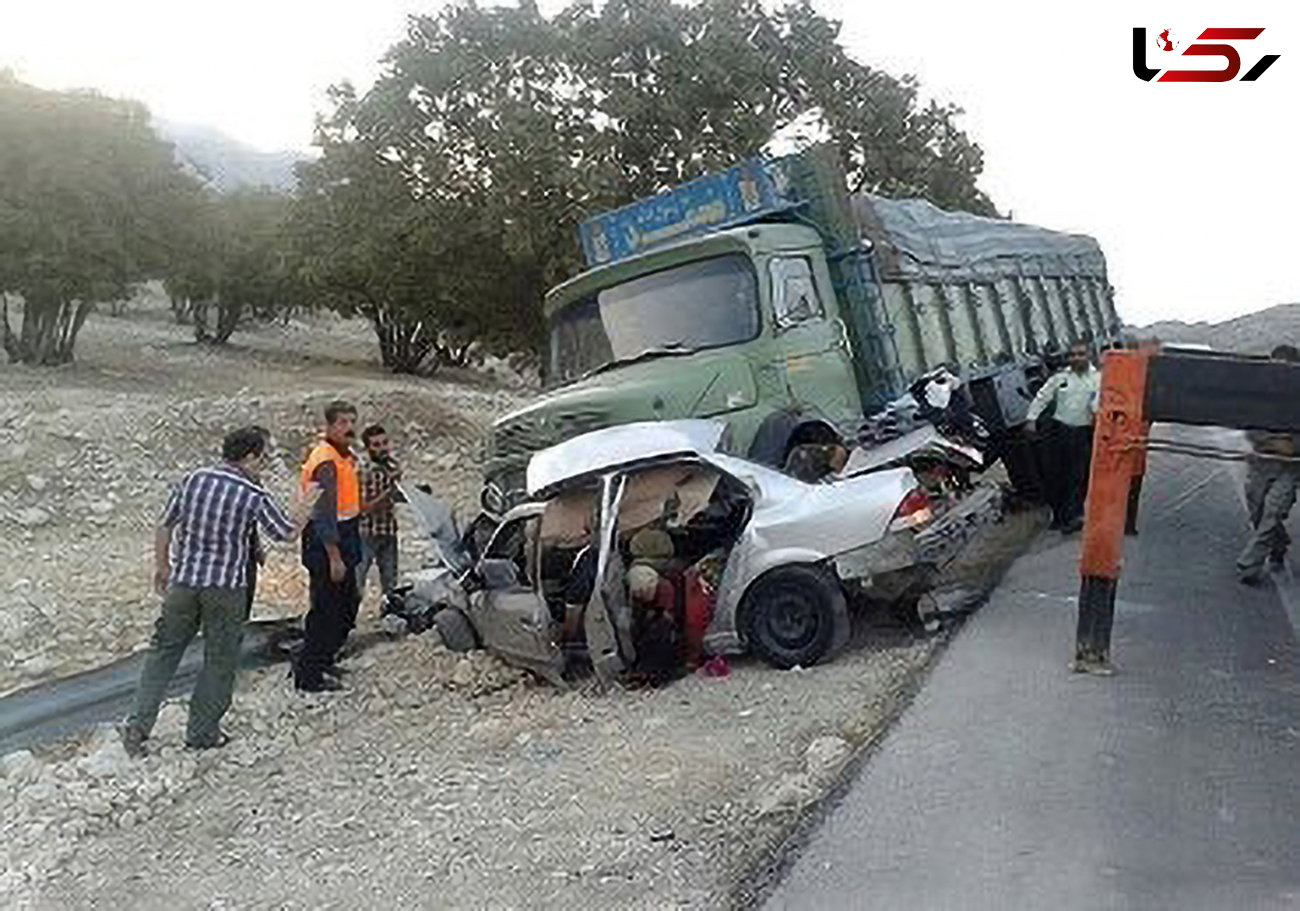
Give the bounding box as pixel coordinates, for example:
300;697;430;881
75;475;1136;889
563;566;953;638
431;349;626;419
121;427;316;756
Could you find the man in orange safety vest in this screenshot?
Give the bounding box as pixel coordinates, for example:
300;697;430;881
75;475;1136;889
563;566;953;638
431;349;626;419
294;400;362;692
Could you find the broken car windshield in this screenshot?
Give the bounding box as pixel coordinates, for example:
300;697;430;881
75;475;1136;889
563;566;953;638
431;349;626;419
548;254;760;385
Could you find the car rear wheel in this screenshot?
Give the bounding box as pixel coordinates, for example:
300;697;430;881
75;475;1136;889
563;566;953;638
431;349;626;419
742;565;849;669
432;607;478;653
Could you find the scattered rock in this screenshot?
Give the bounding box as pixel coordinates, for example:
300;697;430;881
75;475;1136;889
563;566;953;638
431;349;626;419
83;796;113;817
25;475;48;492
77;735;131;779
1;750;40;784
18;653;57;680
14;507;51;528
803;735;852;783
450;658;476;688
756;772;817;817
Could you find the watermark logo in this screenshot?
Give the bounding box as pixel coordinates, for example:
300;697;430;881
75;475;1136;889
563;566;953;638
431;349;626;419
1133;27;1280;82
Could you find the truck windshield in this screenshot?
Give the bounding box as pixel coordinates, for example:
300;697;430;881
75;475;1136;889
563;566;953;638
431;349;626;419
548;254;759;384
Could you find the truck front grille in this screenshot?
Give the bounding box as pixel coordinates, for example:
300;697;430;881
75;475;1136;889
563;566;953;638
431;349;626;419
490;409;612;459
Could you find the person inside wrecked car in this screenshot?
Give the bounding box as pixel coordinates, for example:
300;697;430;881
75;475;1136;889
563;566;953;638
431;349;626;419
294;399;364;692
120;427;318;757
1025;338;1099;534
627;563;680;686
357;423;401;608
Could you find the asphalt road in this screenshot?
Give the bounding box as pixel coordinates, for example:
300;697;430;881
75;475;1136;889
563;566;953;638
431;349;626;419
766;427;1300;911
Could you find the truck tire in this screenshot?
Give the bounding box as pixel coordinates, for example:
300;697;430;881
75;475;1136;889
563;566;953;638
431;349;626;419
748;412;841;469
741;565;850;669
433;607;478;653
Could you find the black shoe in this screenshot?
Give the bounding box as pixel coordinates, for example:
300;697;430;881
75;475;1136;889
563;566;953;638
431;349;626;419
1063;518;1085;535
119;723;148;759
295;676;344;693
1239;572;1265;587
324;663;349;678
1269;555;1286;570
185;731;231;751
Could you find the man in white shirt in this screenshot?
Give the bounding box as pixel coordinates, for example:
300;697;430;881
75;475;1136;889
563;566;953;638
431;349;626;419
1026;340;1100;533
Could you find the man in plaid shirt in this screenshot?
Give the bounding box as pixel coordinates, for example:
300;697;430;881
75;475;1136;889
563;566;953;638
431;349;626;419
121;427;316;756
358;424;401;604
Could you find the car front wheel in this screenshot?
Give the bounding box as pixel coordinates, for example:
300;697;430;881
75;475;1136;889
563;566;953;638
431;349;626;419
741;565;849;669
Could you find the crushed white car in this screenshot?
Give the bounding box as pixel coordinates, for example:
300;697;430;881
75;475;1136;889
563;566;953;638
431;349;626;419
389;419;1002;686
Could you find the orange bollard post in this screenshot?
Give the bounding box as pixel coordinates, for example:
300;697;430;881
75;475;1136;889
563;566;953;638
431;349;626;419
1074;349;1150;673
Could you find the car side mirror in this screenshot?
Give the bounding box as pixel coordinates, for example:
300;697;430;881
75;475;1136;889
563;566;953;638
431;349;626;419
478;558;519;591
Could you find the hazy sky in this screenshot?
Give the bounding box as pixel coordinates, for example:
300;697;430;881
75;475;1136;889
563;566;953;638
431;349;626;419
2;0;1297;326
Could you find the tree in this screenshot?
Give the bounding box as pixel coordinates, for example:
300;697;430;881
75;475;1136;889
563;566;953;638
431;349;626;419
165;187;294;344
298;0;997;367
289;87;532;374
0;73;203;364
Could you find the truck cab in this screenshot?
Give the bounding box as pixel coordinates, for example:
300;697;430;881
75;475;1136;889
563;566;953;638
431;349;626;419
482;223;864;511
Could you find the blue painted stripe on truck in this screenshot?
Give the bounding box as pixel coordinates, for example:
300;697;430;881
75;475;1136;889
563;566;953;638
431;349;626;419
577;159;799;267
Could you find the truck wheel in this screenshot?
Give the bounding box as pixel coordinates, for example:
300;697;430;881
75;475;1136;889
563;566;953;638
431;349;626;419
741;566;849;669
432;607;478;652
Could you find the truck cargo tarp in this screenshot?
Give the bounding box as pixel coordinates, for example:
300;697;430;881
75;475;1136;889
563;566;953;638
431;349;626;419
854;196;1107;283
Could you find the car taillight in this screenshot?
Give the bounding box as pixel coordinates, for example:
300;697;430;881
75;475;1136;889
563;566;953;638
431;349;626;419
889;487;934;532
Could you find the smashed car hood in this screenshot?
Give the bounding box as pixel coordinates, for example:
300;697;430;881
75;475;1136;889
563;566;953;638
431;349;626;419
841;426;985;477
526;419;727;496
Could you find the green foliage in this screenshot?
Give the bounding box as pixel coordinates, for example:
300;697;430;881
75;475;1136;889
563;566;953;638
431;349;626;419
165;187;294;344
298;0;997;370
375;0;996;213
0;72;203;364
289;86;521;374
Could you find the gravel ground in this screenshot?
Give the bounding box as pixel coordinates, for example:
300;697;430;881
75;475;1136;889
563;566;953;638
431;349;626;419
0;300;531;694
3;507;1043;909
11;634;931;908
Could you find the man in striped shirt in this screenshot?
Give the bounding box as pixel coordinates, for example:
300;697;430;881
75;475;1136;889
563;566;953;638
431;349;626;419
358;423;401;605
121;427;316;756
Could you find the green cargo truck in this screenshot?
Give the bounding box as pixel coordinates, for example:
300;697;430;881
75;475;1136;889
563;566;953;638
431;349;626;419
480;145;1120;514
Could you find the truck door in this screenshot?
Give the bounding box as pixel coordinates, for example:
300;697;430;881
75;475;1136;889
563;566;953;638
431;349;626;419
768;255;861;424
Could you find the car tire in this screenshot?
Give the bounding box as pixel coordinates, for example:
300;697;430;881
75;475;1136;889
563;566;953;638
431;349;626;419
741;565;849;669
432;607;478;653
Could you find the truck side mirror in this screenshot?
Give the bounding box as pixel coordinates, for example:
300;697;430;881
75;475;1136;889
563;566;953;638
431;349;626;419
478;558;519;591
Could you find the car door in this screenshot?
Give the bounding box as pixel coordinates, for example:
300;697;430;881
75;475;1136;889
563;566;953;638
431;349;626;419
584;472;634;686
470;513;565;685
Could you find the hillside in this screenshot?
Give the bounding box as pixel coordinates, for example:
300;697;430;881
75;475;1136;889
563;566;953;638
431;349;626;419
154;119;306;193
1134;303;1300;354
